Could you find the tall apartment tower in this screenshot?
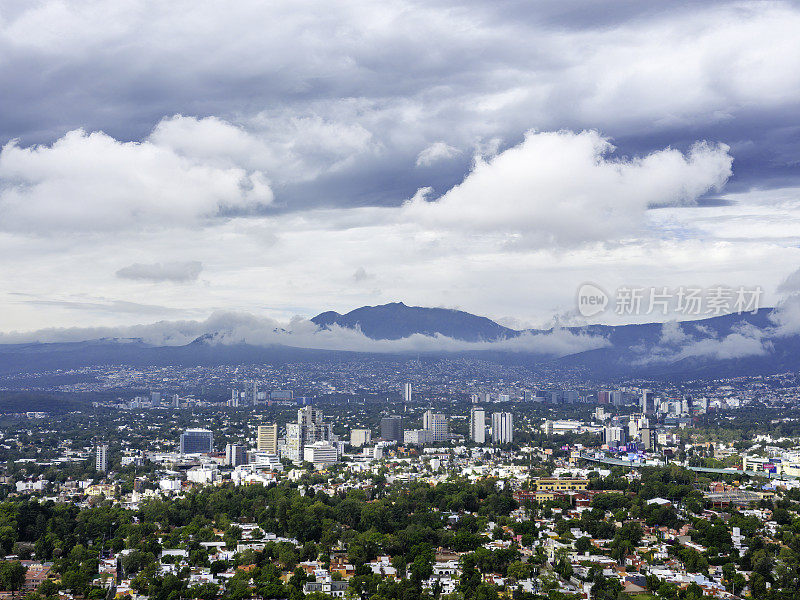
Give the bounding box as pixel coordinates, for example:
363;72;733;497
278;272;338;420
95;444;109;473
403;383;412;405
423;410;448;443
284;407;334;463
491;412;513;444
641;390;656;415
226;444;248;467
470;406;486;444
604;425;627;448
380;416;403;443
257;424;279;454
243;382;258;406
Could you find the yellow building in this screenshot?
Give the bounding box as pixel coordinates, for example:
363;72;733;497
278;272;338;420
257;423;279;453
85;484;119;497
535;478;589;492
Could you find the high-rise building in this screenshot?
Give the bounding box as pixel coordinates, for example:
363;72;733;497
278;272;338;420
284;423;302;462
283;406;334;463
172;394;180;408
640;428;657;451
350;429;372;447
225;444;248;467
150;391;162;405
598;390;610;404
380;416;403;443
228;389;240;408
243;382;258;406
491;412;513;444
180;429;214;454
469;406;486;444
95;444;109;473
403;383;412;405
611;391;624;406
604;425;627;449
257;424;279;453
423;410;448;443
641;390;656;415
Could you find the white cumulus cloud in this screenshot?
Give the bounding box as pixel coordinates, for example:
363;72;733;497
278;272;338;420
404;130;732;247
0;129;273;233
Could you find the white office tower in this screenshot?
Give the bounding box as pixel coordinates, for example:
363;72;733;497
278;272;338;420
403;383;412;404
304;441;339;469
491;412;513;444
257;424;278;453
423;410;449;442
95;444;109;473
470;406;486;444
225;444;247;467
350;429;372;447
628;418;639;439
249;452;283;471
228;389;240;407
544;420;554;436
610;391;624;406
604;425;627;448
172;394;180;408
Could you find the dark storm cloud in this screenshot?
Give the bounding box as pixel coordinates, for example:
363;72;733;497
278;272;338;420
1;0;799;213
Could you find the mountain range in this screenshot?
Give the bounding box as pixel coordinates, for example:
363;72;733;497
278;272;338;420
0;302;794;382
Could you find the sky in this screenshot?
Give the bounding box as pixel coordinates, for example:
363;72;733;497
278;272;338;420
2;0;800;344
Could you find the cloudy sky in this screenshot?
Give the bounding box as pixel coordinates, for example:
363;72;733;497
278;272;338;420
2;0;800;341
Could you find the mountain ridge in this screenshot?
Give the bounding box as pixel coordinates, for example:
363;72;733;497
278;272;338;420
0;302;789;382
